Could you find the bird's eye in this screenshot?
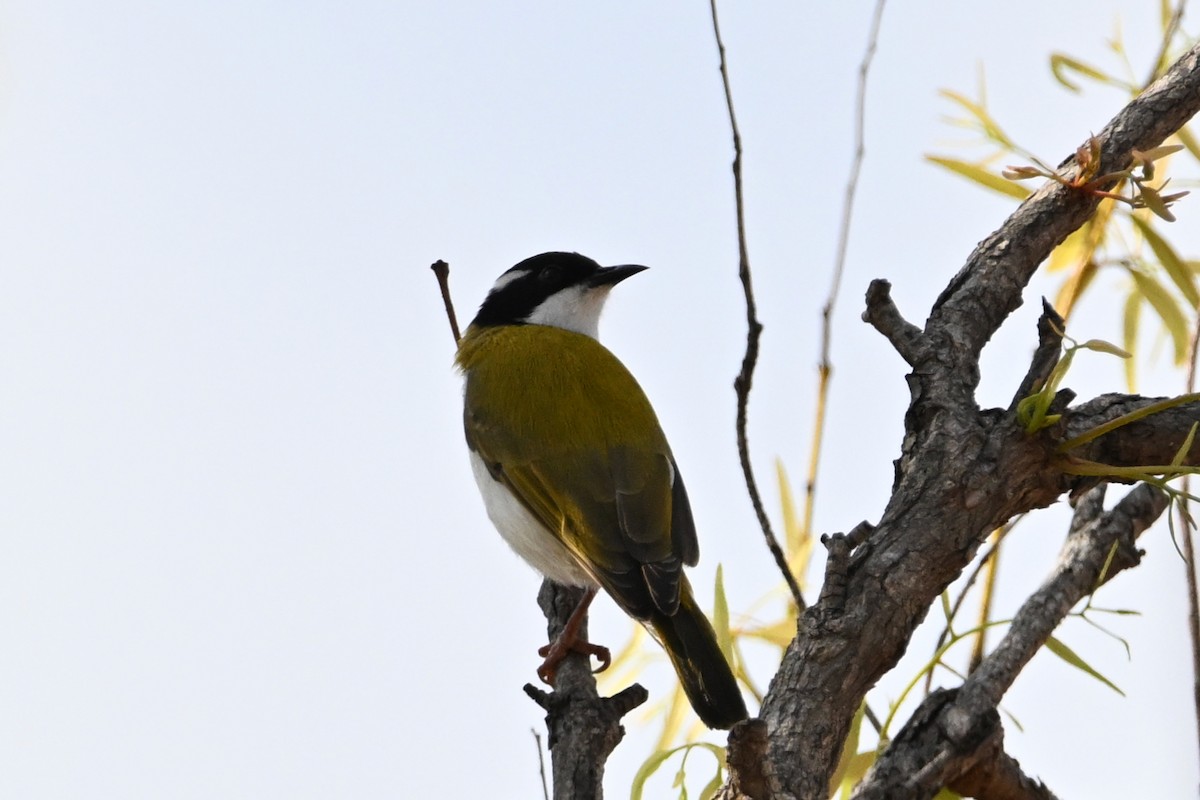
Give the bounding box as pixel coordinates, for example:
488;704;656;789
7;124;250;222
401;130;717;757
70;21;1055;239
537;265;562;284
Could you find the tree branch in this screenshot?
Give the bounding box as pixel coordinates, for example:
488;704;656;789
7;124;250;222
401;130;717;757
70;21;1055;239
929;40;1200;372
524;581;647;800
851;483;1166;800
758;40;1200;799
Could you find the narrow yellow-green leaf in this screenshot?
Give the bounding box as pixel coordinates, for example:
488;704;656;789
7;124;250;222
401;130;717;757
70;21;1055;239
836;752;877;800
699;773;723;800
1176;126;1200;161
775;459;812;580
1050;53;1117;92
712;565;734;664
741;617;798;649
926;156;1031;199
1056;260;1099;320
632;748;681;800
1048;225;1087;273
1132;215;1199;307
1079;339;1132;358
1044;636;1125;695
1136;143;1185;162
1172;423;1199;468
654;684;690;751
829;701;868;798
1139;185;1177;222
936;89;1011;145
1122;291;1141;390
1131;269;1191;363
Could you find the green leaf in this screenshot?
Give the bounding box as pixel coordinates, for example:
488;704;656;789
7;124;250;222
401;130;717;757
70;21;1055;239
1139;185;1177;222
926;156;1031;199
1050;53;1125;92
1130;269;1191;363
1048;225;1087;273
1131;215;1199;307
829;701;868;798
1172;422;1199;468
1176;126;1200;162
936;89;1011;146
836;752;877;799
632;748;681;800
712;565;734;664
1122;291;1141;390
1044;635;1125;695
1079;339;1132;359
698;773;723;800
776;459;812;582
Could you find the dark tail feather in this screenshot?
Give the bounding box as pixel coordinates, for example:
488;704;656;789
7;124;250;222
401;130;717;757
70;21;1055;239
648;582;748;729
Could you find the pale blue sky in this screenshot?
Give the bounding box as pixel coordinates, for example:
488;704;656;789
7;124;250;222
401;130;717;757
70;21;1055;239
1;2;1196;797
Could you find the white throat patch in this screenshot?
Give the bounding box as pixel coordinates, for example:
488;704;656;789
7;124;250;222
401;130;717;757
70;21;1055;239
523;285;612;339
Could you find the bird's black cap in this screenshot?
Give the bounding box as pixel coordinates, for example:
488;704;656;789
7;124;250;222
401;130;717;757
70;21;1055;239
471;252;646;328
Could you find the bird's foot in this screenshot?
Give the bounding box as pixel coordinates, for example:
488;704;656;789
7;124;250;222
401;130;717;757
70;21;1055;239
537;638;611;684
536;587;610;683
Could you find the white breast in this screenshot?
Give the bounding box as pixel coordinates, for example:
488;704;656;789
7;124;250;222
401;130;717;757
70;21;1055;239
469;451;596;588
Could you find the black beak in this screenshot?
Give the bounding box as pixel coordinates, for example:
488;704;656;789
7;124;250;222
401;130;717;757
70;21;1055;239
589;264;648;288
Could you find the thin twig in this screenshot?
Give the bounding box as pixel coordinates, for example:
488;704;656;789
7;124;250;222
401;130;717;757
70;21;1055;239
431;259;462;345
804;0;888;546
1181;313;1200;762
532;729;550;800
709;0;804;610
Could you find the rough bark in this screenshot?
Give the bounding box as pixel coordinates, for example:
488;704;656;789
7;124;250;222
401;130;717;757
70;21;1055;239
850;483;1167;799
527;37;1200;800
525;582;647;800
759;39;1200;799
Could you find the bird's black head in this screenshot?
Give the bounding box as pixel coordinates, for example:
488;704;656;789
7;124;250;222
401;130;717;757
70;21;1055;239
470;252;647;337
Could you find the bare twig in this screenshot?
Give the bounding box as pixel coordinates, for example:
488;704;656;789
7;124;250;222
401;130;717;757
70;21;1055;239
709;0;805;611
532;730;550;800
1181;313;1200;761
430;259;462;345
805;0;888;553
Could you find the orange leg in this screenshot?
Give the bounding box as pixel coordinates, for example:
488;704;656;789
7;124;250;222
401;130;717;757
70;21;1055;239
536;588;612;684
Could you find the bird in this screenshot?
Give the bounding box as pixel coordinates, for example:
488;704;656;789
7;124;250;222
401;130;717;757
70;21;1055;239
455;250;748;730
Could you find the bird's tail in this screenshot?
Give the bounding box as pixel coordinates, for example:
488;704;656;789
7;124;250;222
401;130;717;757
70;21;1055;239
648;580;748;729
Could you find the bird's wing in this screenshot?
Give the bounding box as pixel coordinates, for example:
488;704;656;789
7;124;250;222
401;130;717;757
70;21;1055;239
465;414;698;621
460;325;700;620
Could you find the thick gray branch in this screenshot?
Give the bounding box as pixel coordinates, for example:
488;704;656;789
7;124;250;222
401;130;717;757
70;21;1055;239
850;484;1166;800
760;40;1200;800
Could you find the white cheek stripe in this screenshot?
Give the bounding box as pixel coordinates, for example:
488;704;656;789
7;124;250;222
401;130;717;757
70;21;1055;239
488;270;525;294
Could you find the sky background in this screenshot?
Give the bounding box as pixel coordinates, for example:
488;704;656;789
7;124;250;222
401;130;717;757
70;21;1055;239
1;2;1198;798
